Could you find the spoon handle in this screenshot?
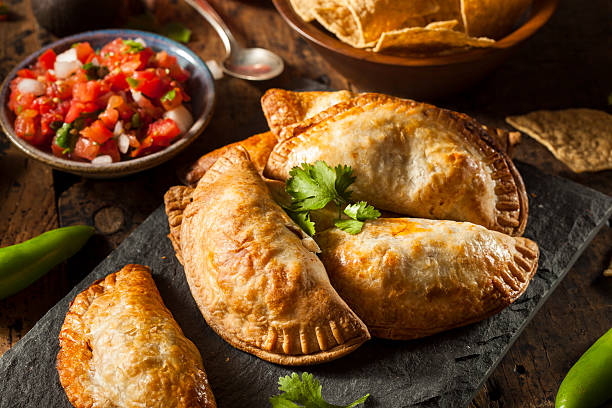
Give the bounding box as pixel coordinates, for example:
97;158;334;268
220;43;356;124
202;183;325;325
183;0;239;57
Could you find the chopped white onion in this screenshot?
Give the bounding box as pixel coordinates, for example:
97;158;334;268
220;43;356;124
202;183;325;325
130;89;144;103
113;120;124;137
132;37;147;47
91;155;113;165
56;48;78;62
91;57;100;66
118;134;130;154
54;60;82;79
163;105;193;134
17;78;46;96
206;60;224;80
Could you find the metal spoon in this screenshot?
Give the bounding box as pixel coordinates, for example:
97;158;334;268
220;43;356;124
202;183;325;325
184;0;284;81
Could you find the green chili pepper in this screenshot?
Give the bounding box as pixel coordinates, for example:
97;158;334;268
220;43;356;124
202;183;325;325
555;328;612;408
0;225;95;299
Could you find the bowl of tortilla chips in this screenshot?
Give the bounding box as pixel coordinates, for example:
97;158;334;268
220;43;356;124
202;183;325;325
273;0;558;99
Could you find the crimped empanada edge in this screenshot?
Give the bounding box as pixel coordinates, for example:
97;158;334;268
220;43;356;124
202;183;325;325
368;237;540;340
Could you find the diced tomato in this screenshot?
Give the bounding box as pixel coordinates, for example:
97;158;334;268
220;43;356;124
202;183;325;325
15;109;46;145
73;42;94;63
17;69;36;79
98;139;120;162
104;69;128;91
37;49;56;70
148;118;181;147
160;87;183;111
81;119;113;144
100;38;125;58
99;107;119;128
51;135;67;157
65;101;98;123
73;81;101;102
154;51;189;81
73;137;100;161
40;111;63;137
129;69;169;99
131;134;153;157
45;80;71;100
32;96;53;114
8;87;35;113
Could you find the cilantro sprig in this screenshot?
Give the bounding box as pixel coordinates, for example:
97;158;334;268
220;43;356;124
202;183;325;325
270;372;369;408
284;161;380;235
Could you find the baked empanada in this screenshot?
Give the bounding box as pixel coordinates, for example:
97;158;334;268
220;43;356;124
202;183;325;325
265;93;528;235
165;146;370;365
316;218;539;340
57;264;216;408
182;131;278;186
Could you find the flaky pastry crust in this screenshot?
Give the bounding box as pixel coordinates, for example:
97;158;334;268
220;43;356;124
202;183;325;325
316;218;539;339
264;92;528;236
168;146;370;365
57;264;216;408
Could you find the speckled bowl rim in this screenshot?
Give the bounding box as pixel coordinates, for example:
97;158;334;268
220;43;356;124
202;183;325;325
272;0;559;67
0;29;216;178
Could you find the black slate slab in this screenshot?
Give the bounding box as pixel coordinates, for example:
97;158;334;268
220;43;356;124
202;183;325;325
1;163;611;408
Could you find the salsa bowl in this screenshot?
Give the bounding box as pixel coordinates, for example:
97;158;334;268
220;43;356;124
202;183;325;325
0;29;215;178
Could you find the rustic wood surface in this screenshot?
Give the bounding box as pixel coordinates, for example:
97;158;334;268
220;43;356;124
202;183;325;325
0;0;610;406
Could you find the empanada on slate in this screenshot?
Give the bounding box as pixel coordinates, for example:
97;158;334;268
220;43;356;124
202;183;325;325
265;93;528;236
261;88;354;138
57;264;216;408
165;146;370;365
316;218;539;340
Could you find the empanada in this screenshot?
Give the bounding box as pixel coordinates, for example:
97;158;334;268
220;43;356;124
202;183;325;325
316;218;539;340
182;131;278;186
265;93;528;236
57;264;216;408
165;146;370;365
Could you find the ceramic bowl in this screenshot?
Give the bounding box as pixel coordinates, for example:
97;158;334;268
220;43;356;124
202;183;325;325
272;0;558;100
0;29;215;178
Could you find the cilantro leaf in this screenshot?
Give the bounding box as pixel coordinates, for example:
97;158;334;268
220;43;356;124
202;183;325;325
126;77;140;88
270;372;369;408
334;219;364;235
286;161;351;211
333;164;355;201
82;62;109;81
343;201;381;221
161;88;177;103
286;210;316;237
161;22;192;44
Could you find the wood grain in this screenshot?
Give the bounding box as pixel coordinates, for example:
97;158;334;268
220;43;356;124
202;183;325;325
0;0;610;407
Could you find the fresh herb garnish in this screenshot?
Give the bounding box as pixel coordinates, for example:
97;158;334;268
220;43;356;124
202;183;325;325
16;105;23;114
161;89;176;103
126;77;140;88
161;22;192;44
284;161;380;235
55;123;76;153
72;110;101;131
82;62;109;80
125;13;192;44
131;112;141;129
269;372;369;408
123;39;145;53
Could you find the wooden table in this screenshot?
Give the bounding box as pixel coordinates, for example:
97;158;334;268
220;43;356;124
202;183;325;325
1;0;610;406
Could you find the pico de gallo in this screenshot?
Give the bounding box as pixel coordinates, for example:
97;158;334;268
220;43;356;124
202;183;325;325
7;37;194;164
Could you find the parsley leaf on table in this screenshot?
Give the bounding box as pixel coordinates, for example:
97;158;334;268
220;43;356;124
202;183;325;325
343;201;381;221
269;372;370;408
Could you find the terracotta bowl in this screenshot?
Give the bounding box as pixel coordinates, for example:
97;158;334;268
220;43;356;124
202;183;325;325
0;29;215;178
272;0;558;100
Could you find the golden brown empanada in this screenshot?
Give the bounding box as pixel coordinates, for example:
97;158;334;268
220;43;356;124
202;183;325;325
57;264;216;408
182;131;278;186
265;93;528;236
261;88;354;138
165;146;370;365
316;218;539;340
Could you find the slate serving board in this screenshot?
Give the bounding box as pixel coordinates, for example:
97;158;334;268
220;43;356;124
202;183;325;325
1;163;611;408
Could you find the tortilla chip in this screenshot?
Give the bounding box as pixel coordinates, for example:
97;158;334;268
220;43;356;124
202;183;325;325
310;0;449;48
461;0;532;39
373;21;494;53
261;88;355;138
506;109;612;173
290;0;317;21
